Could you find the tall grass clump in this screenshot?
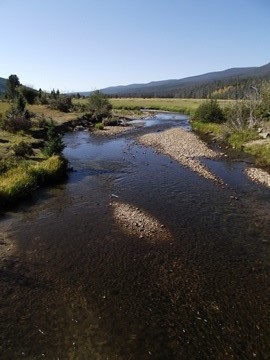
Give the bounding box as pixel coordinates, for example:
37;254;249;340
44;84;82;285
245;143;270;165
227;129;259;149
191;121;225;138
0;155;66;209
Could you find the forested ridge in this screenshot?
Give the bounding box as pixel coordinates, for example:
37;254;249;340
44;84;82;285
99;63;270;99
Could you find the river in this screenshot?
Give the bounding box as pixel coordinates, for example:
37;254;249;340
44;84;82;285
0;113;269;359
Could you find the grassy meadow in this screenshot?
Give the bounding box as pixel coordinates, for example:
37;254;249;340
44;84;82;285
109;98;234;114
73;97;234;116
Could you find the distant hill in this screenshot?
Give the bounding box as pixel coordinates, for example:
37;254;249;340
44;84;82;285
0;77;7;94
93;63;270;99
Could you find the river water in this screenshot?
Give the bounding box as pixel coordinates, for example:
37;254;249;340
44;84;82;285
0;113;269;359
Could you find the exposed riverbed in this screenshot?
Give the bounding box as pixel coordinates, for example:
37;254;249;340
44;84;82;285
0;113;269;359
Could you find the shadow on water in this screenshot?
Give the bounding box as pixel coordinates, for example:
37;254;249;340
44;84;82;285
0;114;270;359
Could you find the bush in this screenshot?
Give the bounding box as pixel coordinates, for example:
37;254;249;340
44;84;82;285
88;91;112;122
224;101;259;130
193;99;225;123
1;114;32;133
0;106;32;133
49;96;73;112
12;141;33;157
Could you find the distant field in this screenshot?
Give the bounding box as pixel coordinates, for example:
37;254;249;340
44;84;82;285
109;98;234;114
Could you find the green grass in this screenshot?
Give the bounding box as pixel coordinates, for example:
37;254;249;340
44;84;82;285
0;155;66;208
192;119;270;165
191;120;225;138
110;98;201;115
245;142;270;165
74;98;235;116
227;130;259;149
109;98;234;115
0;129;43;158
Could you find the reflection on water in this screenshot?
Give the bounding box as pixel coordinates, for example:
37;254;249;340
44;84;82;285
0;115;269;359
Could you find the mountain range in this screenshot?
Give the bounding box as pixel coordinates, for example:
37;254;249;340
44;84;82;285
1;63;270;99
95;63;270;98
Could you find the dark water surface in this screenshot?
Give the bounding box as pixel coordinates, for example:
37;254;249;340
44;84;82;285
0;114;269;359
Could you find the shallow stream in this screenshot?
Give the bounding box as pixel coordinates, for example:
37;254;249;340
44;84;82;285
0;113;269;359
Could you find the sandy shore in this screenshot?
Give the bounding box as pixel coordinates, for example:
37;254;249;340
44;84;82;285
138;128;222;183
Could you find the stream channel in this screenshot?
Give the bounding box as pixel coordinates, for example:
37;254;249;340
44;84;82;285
0;113;269;359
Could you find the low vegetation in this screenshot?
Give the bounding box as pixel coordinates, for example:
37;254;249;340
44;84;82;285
227;129;259;149
245;142;270;165
110;98;206;115
0;155;66;209
191;86;270;165
0;76;69;210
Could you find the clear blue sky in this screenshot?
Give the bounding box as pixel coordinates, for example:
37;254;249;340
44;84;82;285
1;0;269;92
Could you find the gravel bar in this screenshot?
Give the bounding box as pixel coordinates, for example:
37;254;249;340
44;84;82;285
245;167;270;187
138;128;222;183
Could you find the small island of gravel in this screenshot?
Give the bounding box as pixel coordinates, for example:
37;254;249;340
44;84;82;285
138;127;223;184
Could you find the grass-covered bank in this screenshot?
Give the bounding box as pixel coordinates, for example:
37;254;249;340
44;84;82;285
191;121;270;166
190;95;270;168
0;155;67;210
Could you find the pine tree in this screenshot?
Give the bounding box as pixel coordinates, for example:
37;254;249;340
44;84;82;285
43;121;65;156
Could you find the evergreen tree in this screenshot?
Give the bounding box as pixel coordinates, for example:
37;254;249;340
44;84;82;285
5;74;20;100
43;121;65;156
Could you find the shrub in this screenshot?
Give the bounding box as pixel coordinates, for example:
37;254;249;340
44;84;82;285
88;91;112;122
0;106;32;133
49;96;73;112
12;141;33;157
224;101;260;130
193;99;225;123
1;114;32;133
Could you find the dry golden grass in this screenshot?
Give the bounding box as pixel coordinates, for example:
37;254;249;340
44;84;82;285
28;104;83;124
